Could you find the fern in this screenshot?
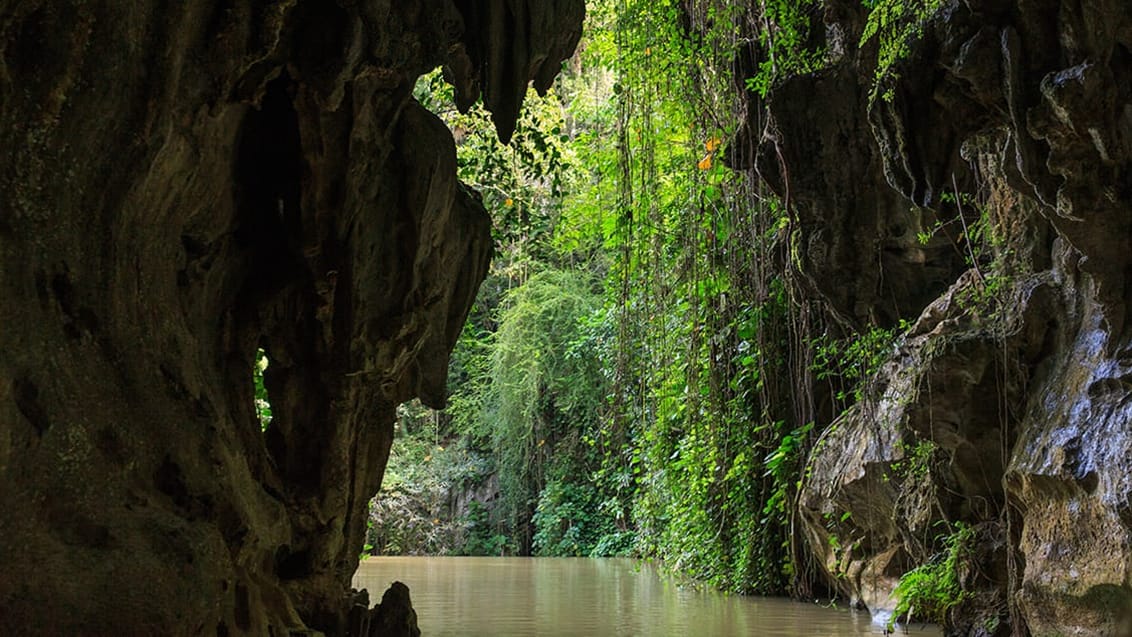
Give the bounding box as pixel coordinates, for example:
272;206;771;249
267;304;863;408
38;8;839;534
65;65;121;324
860;0;947;100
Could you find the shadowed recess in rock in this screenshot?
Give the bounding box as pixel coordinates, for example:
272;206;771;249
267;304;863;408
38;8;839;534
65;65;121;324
234;72;306;297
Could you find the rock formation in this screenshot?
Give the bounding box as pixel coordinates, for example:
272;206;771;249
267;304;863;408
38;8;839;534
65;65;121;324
0;1;581;634
745;0;1132;633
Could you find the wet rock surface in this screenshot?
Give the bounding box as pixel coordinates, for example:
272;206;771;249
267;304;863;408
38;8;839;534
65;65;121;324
0;0;581;634
747;0;1132;633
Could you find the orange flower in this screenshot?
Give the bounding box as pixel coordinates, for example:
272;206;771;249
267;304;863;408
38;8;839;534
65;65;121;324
697;154;712;170
705;136;721;152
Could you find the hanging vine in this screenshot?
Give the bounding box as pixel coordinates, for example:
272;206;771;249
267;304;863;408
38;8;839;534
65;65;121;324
604;0;822;594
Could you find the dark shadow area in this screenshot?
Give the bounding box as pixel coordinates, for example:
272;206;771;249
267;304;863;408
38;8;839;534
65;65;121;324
234;71;306;297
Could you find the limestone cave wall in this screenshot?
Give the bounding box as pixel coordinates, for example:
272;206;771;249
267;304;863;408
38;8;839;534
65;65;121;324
747;0;1132;633
0;1;581;635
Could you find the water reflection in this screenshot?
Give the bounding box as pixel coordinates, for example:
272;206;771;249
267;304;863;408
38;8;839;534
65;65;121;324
353;557;941;637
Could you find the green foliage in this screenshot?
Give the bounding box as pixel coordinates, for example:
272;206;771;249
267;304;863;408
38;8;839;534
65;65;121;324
893;438;936;481
552;4;620;262
859;0;947;100
628;284;802;593
763;421;814;527
414;69;575;270
746;0;826;97
603;0;807;596
443;310;500;448
367;409;493;556
459;501;512;556
889;522;973;627
486;269;610;550
589;530;637;558
253;348;271;430
812;324;902;404
370;0;922;609
532;476;609;556
398;3;629;558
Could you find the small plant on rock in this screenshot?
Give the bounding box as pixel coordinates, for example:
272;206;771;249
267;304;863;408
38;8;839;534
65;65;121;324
889;521;974;629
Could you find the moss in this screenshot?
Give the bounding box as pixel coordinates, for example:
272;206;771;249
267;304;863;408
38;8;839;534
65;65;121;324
889;522;973;628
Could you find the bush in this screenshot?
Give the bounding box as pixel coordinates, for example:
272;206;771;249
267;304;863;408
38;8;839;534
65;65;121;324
589;531;636;558
532;478;607;556
459;501;513;556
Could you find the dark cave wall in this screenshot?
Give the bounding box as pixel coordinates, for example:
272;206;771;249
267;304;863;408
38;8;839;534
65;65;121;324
0;1;581;634
745;0;1132;634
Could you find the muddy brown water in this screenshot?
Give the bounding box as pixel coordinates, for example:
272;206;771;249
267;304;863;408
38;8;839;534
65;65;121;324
353;556;942;636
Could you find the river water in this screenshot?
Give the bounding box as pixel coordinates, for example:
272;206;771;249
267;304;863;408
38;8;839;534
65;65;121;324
353;556;941;636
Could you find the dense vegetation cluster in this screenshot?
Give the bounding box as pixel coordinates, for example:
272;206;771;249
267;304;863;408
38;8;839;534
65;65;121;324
326;0;975;612
330;0;795;595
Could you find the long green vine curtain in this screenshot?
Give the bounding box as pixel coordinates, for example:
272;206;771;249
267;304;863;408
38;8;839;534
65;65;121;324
376;0;841;595
607;0;816;594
